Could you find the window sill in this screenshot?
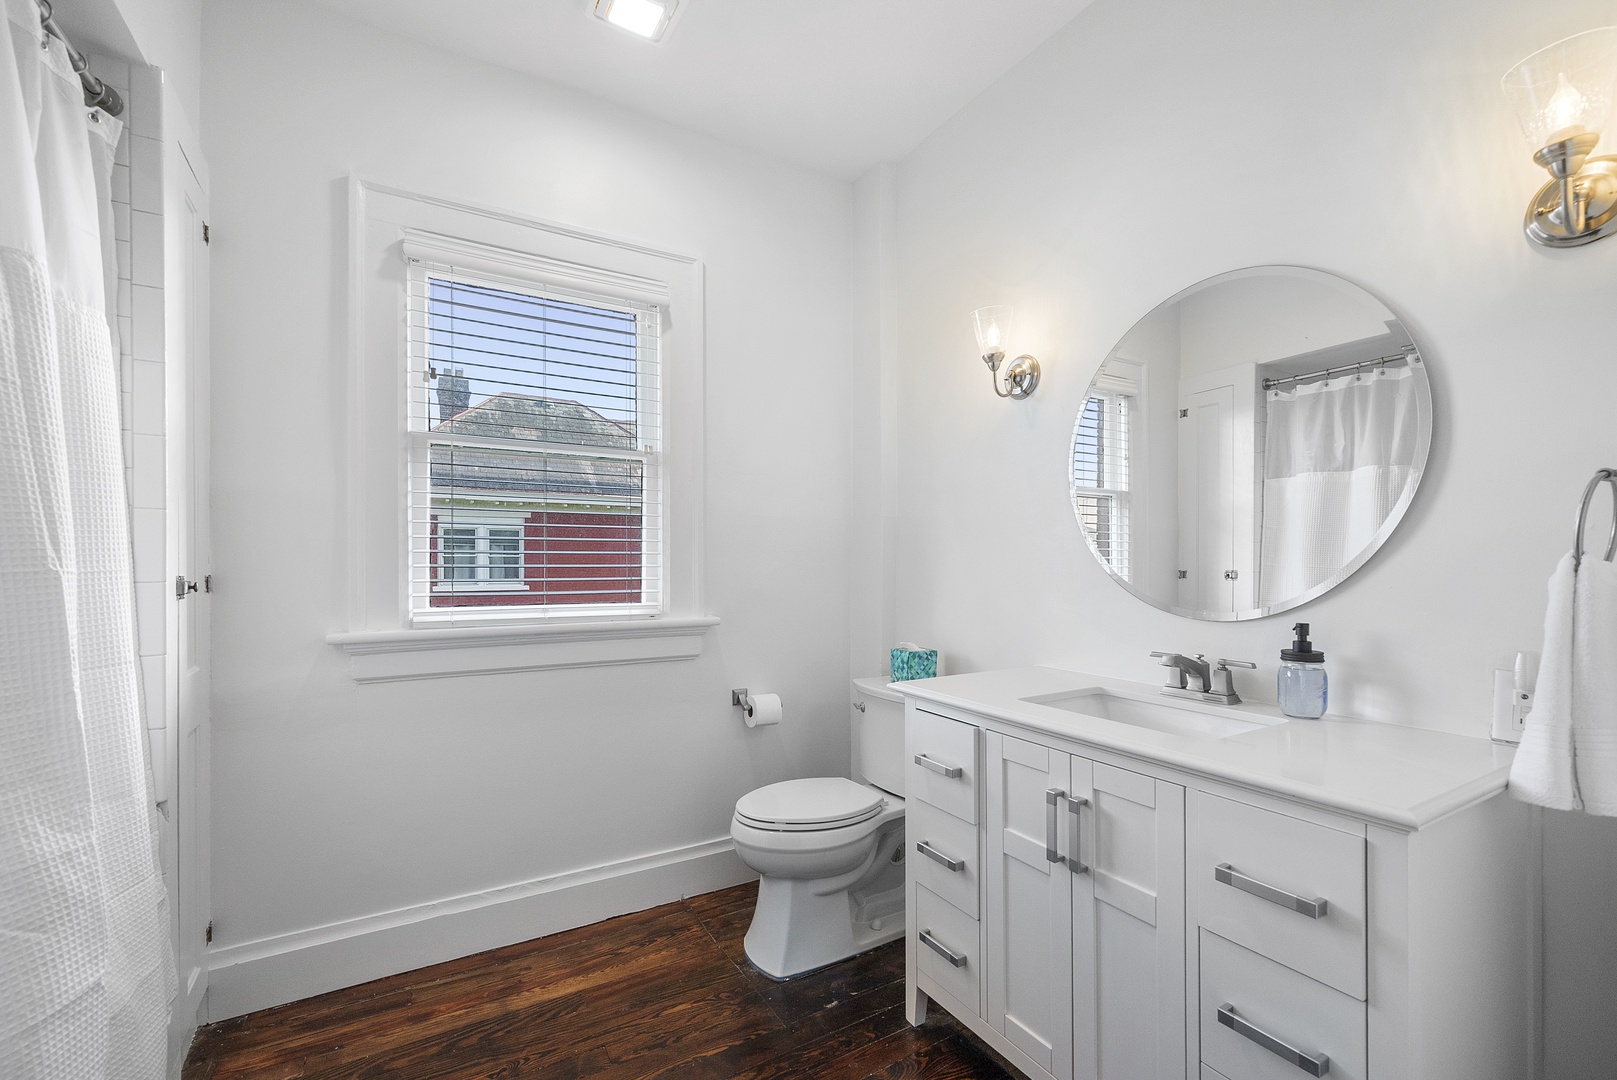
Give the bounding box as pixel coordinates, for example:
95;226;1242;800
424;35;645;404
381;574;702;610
325;616;719;684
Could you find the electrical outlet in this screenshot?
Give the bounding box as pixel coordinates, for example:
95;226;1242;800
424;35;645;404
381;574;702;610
1491;669;1531;744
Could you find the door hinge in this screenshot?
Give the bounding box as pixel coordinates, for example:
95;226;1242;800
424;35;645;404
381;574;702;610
205;921;213;945
1179;408;1189;418
204;574;213;593
175;575;199;600
1177;570;1188;579
202;223;210;244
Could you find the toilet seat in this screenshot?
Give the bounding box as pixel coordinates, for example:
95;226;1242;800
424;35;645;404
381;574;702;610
734;777;886;832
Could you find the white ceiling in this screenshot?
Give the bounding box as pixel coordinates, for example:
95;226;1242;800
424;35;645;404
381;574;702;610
309;0;1095;178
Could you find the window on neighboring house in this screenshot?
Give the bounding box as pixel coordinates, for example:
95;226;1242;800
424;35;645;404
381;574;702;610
1072;391;1131;580
406;263;661;617
436;522;525;588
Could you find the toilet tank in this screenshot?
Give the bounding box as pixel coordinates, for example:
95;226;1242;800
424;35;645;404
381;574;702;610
853;676;906;797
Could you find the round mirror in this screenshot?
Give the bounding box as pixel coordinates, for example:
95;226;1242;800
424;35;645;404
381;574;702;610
1072;266;1432;621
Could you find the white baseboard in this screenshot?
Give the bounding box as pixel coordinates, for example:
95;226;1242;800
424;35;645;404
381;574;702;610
205;837;752;1021
167;1003;198;1080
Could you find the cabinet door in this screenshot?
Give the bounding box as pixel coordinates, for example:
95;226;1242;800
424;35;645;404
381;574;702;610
1072;760;1186;1080
986;732;1074;1080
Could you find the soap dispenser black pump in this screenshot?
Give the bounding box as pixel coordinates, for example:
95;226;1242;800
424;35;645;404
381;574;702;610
1278;622;1328;719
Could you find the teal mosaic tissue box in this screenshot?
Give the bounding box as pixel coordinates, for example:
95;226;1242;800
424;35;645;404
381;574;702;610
890;647;938;682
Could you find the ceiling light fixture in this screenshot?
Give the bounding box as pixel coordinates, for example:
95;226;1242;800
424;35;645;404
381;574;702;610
594;0;678;42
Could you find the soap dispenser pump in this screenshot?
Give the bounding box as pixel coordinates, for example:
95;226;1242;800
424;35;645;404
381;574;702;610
1278;622;1328;719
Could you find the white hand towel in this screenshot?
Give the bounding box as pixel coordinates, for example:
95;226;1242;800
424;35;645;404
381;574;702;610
1573;557;1617;815
1510;553;1581;811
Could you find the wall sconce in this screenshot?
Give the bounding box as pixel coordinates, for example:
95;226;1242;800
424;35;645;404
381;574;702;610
1502;27;1617;247
971;306;1040;399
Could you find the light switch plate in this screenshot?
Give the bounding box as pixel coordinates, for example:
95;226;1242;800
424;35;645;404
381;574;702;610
1491;669;1530;744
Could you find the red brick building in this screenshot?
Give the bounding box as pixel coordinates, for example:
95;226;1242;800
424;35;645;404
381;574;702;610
427;390;645;608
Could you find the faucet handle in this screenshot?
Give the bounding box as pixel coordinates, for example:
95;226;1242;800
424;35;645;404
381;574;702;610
1209;659;1256;701
1148;651;1187;689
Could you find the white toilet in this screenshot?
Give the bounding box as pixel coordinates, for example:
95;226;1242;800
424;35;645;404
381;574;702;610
730;676;907;979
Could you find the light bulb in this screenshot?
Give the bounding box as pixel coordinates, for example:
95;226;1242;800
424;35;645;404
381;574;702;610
1546;72;1590;142
601;0;668;39
971;305;1014;358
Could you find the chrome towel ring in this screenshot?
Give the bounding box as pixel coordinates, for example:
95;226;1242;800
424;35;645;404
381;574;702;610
1573;468;1617;568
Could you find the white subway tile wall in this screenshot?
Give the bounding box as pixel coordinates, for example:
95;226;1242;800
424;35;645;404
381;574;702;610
93;54;169;758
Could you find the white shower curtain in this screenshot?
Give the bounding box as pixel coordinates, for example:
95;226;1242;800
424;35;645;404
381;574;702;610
1258;366;1419;606
1;2;175;1077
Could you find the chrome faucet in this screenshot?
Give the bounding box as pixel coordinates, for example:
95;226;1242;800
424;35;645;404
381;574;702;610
1149;652;1256;705
1151;651;1211;691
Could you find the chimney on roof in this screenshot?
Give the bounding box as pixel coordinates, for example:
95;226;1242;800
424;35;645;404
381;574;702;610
436;367;470;423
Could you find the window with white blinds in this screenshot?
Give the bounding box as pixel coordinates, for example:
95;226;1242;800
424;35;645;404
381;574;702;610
1072;391;1131;580
405;258;662;619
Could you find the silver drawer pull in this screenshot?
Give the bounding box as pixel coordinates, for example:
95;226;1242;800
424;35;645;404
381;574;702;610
916;840;965;872
1217;1004;1330;1076
1215;863;1329;919
1045;788;1067;864
913;753;962;778
918;929;967;968
1066;795;1090;875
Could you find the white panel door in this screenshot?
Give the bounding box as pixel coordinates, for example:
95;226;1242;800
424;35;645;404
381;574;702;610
165;101;211;1026
1072;761;1186;1080
986;732;1074;1080
1176;382;1234;613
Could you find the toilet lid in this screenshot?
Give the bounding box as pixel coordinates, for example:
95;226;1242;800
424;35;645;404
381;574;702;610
734;777;885;832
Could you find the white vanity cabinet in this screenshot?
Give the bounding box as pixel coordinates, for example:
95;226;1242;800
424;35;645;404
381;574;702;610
899;668;1536;1080
982;730;1186;1080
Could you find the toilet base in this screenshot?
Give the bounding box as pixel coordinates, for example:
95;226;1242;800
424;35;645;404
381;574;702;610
742;875;905;980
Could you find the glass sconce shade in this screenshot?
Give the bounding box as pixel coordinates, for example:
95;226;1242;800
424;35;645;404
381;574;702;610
1502;27;1617;151
972;306;1014;358
970;305;1039;399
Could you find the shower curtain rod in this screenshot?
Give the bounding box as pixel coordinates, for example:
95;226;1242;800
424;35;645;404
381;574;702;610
36;0;123;116
1262;348;1417;391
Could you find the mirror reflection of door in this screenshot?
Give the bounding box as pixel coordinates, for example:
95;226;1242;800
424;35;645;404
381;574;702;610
1176;366;1257;615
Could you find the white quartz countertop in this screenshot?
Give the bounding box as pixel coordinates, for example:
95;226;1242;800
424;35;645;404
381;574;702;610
890;666;1517;831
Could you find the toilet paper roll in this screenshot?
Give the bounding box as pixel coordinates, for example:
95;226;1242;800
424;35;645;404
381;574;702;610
745;693;783;728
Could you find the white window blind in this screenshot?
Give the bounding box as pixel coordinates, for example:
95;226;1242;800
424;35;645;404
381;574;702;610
1072;392;1131;580
405;256;662;620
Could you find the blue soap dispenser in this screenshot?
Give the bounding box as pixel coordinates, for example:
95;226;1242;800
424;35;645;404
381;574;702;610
1278;622;1328;719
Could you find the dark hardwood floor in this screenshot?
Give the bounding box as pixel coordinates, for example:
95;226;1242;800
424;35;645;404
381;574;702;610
182;882;1018;1079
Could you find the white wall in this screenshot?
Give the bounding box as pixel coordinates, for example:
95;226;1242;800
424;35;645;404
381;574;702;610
849;164;900;681
201;0;855;1016
96;0;201;130
890;0;1617;1073
1177;274;1394;375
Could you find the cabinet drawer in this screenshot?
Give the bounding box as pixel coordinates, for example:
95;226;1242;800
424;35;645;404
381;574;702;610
907;709;978;824
1192;791;1365;998
1200;930;1365;1080
916;884;979;1011
909;797;979;918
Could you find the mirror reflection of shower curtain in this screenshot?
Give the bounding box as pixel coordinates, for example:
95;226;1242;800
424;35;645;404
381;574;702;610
1258;367;1418;606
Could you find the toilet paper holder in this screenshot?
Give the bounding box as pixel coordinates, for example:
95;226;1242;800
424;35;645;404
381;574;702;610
732;688;784;727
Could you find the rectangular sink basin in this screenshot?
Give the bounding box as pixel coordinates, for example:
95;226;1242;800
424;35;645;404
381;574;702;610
1022;689;1268;739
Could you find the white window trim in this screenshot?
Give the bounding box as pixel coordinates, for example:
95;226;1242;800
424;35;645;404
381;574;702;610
330;178;711;681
